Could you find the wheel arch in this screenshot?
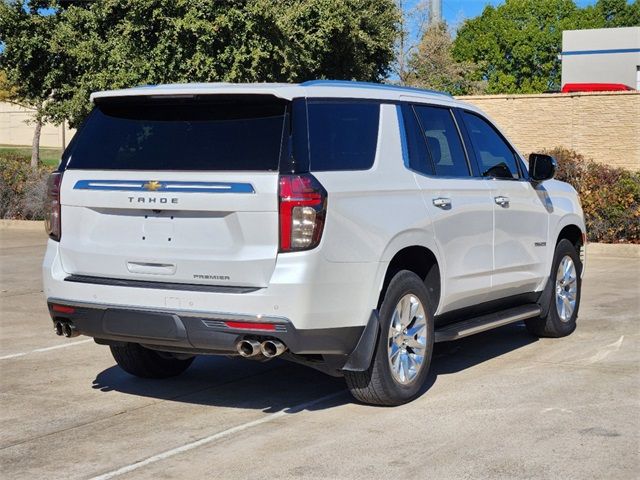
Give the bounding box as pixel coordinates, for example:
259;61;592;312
551;214;587;278
557;224;584;250
376;244;441;314
552;213;585;244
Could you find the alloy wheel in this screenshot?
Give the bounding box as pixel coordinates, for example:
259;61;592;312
555;255;578;322
387;294;428;384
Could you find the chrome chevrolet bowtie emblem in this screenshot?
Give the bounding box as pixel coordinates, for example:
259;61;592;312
143;180;162;191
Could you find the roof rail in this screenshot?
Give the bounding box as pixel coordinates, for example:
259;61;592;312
300;80;452;97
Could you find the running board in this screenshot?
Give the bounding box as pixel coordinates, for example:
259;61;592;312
434;304;541;342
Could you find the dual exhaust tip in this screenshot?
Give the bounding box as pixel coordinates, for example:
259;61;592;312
54;320;79;338
237;339;287;358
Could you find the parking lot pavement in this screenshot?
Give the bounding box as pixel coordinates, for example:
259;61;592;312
0;227;638;480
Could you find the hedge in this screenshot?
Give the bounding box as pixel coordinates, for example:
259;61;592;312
541;147;640;244
0;152;55;220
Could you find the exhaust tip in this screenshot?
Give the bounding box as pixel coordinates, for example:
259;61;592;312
260;340;287;358
61;322;79;338
54;321;63;336
236;339;261;357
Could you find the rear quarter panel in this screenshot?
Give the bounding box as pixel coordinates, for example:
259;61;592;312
313;103;441;312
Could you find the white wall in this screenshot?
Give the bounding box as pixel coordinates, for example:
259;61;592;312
561;27;640;89
0;102;76;149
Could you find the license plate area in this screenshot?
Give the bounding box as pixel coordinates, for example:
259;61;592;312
102;309;188;341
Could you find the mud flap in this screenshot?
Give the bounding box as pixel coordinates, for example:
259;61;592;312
537;277;554;319
341;310;380;372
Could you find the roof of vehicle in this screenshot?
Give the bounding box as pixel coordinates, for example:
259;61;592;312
89;80;468;109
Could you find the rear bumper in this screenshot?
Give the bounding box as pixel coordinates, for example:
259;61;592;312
47;299;364;355
43;239;382;354
43;239;380;330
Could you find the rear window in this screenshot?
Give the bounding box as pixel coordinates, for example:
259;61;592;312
307;101;380;171
62;95;288;171
413;105;469;178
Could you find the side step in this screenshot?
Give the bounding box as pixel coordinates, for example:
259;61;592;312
434;304;541;342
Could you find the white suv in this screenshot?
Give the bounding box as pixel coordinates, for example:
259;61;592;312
42;81;586;405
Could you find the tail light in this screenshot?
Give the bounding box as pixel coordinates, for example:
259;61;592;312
51;304;75;314
44;172;62;241
278;174;327;252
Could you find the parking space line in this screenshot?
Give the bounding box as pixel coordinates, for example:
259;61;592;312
0;339;93;360
89;390;345;480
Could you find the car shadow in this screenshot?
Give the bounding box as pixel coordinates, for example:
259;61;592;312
92;322;537;410
92;355;350;413
433;322;537;373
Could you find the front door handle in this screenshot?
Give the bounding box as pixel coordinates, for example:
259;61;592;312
494;195;510;206
432;197;452;209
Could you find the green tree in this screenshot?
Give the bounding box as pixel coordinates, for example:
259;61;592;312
406;21;484;95
579;0;640;28
44;0;398;127
0;1;61;169
452;0;580;94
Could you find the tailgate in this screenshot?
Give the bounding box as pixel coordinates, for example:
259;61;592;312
56;93;288;288
59;170;279;287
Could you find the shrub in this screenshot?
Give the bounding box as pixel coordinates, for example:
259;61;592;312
540;147;640;244
0;152;55;220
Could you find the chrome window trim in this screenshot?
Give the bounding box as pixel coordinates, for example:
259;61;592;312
73;180;256;194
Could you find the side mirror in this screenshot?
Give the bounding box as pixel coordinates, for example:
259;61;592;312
528;153;556;183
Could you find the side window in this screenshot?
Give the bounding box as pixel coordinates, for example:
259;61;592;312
307;101;380;171
413;105;470;178
400;104;433;175
462;111;521;179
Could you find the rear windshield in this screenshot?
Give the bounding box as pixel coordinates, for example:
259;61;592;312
62;95;288;171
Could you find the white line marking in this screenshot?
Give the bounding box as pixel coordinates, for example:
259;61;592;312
0;339;93;360
586;335;624;364
89;390;345;480
541;407;574;414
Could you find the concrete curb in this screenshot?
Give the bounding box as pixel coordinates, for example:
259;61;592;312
0;220;45;231
588;242;640;258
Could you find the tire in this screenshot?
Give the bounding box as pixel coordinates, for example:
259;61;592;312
345;270;435;406
110;343;195;379
526;238;582;338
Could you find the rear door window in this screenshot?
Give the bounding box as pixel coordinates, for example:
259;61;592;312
62;95;288;171
400;104;433;176
307;101;380;171
413;105;470;178
461;111;521;179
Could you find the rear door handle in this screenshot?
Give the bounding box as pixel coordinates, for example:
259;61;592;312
432;197;452;209
494;195;510;206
